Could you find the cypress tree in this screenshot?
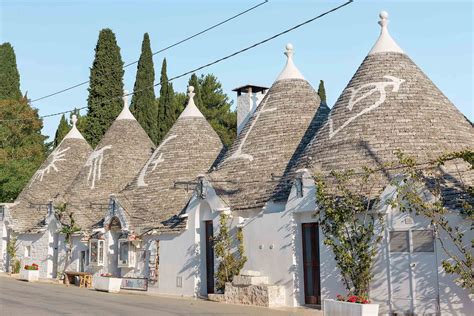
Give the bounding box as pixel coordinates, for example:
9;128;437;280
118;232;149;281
156;58;176;143
53;114;71;148
187;73;236;147
317;80;327;104
130;33;158;144
0;43;22;100
84;29;124;147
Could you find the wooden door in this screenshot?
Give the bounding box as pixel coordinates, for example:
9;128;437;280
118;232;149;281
302;223;321;305
205;221;215;294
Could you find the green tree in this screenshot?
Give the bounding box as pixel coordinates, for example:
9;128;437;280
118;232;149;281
187;73;236;147
317;80;326;104
53;114;71;148
157;58;177;143
214;213;247;292
84;29;124;147
315;168;384;298
130;33;158;144
0;98;48;202
0;43;22;100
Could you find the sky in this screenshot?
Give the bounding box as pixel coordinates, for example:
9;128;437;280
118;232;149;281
1;0;472;141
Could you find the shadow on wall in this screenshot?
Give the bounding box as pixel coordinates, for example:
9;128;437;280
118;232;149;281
179;242;201;294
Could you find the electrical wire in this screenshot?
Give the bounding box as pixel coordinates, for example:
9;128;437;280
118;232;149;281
29;1;269;103
0;0;353;123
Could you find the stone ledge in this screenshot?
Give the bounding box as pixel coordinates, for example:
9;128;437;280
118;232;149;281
239;270;261;277
222;282;285;308
232;275;268;286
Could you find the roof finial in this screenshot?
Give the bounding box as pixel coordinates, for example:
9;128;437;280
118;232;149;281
368;11;404;55
178;85;204;118
116;89;136;120
63;111;86;141
71;114;78;126
123;90;129;107
285;43;294;59
276;43;305;81
188;85;195;100
379;10;389;28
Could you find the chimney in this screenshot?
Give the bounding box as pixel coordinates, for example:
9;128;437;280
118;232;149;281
233;84;268;135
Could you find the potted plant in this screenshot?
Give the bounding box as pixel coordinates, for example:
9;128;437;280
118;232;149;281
20;263;40;282
93;273;122;293
324;295;379;316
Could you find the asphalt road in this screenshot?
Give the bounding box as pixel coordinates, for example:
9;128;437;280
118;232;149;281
0;276;319;316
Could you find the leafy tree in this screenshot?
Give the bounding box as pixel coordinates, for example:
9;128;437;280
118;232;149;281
53;114;71;148
214;212;247;292
391;151;473;290
0;42;21;100
315;168;384;298
84;28;124;147
130;33;158;144
157;58;177;143
317;80;327;104
187;73;236;147
0;98;48;202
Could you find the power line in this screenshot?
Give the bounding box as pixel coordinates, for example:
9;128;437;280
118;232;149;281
0;0;353;123
29;1;269;103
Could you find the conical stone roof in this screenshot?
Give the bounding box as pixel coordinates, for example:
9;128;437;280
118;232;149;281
209;44;329;211
116;86;223;233
10;115;92;232
64;95;155;229
300;12;474;194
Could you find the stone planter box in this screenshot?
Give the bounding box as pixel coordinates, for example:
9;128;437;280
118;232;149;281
93;276;122;293
324;299;379;316
20;269;39;282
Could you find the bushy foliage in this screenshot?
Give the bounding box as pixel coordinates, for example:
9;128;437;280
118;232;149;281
214;213;247;292
0;98;48;202
188;73;236;147
53;114;71;148
315;169;384;297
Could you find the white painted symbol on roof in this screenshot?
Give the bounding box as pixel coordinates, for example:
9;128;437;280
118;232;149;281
329;75;405;139
228;101;277;162
30;146;71;186
85;145;112;189
137;135;178;187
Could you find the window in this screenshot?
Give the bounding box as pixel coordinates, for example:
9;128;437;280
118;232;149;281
412;230;435;252
295;177;303;198
89;239;105;266
389;231;409;252
118;240;137;268
25;245;31;258
0;205;4;221
119;240;130;265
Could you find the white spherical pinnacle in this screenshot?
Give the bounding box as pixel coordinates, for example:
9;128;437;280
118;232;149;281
188;85;194;93
379;10;388;20
286;43;294;51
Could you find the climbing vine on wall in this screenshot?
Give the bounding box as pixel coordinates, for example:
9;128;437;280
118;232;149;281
390;150;473;291
314;168;384;298
214;213;247;292
6;236;20;273
55;203;81;275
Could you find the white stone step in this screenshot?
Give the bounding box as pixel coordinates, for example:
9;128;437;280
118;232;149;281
239;270;261;277
232;275;268;286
